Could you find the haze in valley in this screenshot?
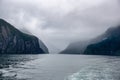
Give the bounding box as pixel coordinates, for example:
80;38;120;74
0;0;120;52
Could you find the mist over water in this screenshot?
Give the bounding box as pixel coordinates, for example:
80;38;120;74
0;0;120;52
0;0;120;80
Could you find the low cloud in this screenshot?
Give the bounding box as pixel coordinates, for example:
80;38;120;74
0;0;120;52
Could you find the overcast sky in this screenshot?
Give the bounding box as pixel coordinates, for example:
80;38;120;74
0;0;120;53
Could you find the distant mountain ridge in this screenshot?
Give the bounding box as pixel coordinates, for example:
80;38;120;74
60;40;89;54
61;26;120;55
0;19;48;54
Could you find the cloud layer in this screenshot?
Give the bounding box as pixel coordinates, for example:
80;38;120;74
0;0;120;52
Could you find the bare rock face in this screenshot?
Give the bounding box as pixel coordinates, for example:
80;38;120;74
0;19;48;54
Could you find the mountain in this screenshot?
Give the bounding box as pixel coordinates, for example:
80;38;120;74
0;19;48;54
60;41;89;54
61;26;120;55
39;40;49;53
60;33;107;54
84;26;120;55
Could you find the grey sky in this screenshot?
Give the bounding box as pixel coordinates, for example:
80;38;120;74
0;0;120;53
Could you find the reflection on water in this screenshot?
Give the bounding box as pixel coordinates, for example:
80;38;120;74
0;54;120;80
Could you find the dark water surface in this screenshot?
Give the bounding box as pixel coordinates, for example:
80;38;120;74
0;54;120;80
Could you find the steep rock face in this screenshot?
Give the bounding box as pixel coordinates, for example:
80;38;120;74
39;40;49;53
0;19;48;54
84;26;120;55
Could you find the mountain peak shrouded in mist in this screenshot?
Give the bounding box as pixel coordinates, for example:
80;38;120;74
0;0;120;52
61;25;120;55
0;18;48;54
60;40;89;54
84;26;120;55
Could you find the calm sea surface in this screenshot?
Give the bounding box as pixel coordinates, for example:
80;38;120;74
0;54;120;80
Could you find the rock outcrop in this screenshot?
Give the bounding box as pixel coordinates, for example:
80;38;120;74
0;19;48;54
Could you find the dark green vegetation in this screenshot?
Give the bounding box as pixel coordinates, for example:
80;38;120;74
0;19;48;54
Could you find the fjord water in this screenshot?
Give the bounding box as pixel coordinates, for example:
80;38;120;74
0;54;120;80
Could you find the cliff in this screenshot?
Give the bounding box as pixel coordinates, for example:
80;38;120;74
0;19;48;54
